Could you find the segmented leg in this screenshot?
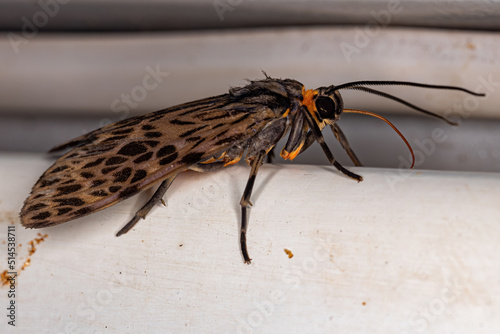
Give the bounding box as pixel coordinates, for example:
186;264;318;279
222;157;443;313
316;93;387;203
331;123;362;166
240;151;266;264
116;176;176;236
302;108;362;181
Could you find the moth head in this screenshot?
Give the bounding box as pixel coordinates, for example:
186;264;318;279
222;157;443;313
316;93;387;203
303;86;344;129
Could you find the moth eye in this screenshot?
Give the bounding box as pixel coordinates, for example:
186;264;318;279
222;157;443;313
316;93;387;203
315;96;336;119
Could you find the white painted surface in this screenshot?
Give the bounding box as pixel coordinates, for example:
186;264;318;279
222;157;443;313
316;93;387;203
1;154;499;333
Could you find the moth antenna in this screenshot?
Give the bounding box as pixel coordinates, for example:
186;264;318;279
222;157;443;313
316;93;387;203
335;80;486;97
343;108;415;168
343;86;457;125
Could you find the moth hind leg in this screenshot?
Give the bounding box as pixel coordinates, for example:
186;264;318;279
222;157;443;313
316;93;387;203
331;123;362;166
240;118;287;263
115;176;176;236
240;151;266;264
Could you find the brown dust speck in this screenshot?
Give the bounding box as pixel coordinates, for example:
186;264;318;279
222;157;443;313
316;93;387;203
1;233;48;286
284;249;293;259
1;270;10;286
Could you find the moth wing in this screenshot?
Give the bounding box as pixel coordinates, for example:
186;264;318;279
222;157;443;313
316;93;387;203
20;95;278;228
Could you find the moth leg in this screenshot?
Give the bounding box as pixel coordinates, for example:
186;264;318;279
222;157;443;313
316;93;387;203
302;107;362;181
331;123;362;166
298;131;315;155
240;151;266;264
116;176;176;236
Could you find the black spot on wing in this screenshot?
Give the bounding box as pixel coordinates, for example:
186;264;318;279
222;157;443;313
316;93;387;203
109;186;122;193
201;113;231;121
102;166;120;174
181;152;205;165
90;190;108;197
119;185;139;199
170;119;196;125
148;115;166;122
215;133;246;146
113;168;132;183
157;145;176;158
32;211;51;220
103;135;128;143
106;157;128;165
53;198;85;206
159;153;178;166
143;140;159;148
40;178;61;188
56;184;82;196
80;172;94;179
191;138;205;149
186;136;201;143
133;152;153;164
157;145;178;165
26;203;48;212
50;165;69;174
131;170;147;183
230;113;251;124
73;207;92;216
83;158;106;169
144;132;163;138
112;128;134;135
117;142;148;156
91;180;106;188
57;207;73;216
179;125;208;138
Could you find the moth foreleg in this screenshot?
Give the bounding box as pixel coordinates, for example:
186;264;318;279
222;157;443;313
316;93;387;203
116;176;176;236
302;107;362;181
331;123;362;167
239;151;266;264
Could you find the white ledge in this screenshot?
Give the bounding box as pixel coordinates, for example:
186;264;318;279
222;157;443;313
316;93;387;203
1;153;500;332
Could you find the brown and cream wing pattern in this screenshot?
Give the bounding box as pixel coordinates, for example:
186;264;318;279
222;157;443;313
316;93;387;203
20;94;279;228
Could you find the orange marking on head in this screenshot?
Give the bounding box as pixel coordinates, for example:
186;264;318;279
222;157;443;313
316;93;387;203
302;88;316;112
301;88;322;126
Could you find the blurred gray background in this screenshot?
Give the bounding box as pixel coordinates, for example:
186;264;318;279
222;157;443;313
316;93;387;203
1;0;500;172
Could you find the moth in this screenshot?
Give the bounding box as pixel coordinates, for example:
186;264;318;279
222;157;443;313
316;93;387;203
20;74;485;263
